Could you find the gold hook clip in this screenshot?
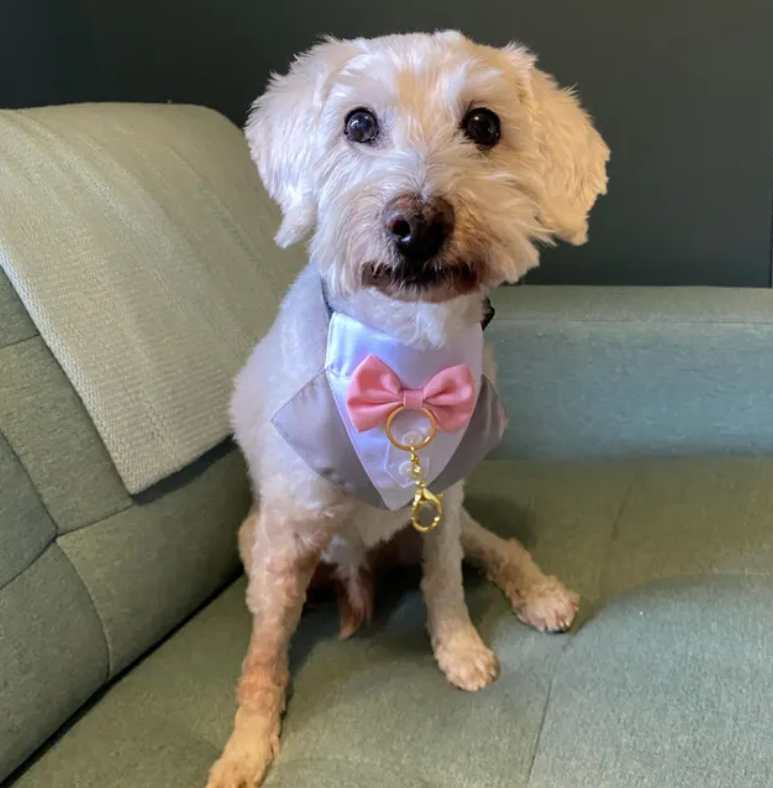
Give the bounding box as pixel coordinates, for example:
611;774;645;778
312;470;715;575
411;485;443;532
384;405;443;533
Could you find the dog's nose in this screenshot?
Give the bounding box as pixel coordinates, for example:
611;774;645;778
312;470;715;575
385;196;455;263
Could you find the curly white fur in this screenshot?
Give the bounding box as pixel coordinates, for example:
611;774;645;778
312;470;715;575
207;30;608;788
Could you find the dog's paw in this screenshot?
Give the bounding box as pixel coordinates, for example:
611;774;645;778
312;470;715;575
206;746;275;788
435;631;499;692
206;717;278;788
513;576;579;633
206;757;264;788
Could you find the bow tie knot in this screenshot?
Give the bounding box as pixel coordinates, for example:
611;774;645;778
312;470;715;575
401;389;425;411
345;355;476;434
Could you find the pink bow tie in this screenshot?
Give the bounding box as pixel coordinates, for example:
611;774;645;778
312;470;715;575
346;355;476;433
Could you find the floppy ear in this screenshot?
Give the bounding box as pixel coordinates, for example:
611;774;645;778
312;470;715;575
506;46;610;245
245;38;360;247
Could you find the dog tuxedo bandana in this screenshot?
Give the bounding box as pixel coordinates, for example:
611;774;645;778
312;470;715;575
271;284;509;511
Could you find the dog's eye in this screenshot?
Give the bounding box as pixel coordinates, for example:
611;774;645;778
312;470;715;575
462;108;501;148
344;108;379;144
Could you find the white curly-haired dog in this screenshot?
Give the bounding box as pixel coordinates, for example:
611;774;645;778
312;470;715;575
208;30;608;788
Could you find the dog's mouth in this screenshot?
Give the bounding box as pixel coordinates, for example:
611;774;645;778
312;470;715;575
362;258;481;303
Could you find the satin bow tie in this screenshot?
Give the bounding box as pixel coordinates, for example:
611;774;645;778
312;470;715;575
345;354;476;433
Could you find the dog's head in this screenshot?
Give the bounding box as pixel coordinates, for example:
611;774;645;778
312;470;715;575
247;31;609;302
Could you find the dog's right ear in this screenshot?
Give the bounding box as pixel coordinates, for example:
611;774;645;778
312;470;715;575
246;38;360;247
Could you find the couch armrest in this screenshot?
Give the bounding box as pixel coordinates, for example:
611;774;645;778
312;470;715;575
489;285;773;460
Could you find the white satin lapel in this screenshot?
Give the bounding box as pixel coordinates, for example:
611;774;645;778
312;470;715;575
325;312;483;511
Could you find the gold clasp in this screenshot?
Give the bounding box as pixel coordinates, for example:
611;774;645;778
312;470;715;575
411;484;443;532
384;405;443;533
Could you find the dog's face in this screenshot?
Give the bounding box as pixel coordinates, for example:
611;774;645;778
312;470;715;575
247;31;609;302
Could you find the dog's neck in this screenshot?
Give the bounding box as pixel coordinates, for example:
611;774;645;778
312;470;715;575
321;278;490;349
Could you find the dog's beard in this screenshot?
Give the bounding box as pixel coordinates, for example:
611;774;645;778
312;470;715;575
361;255;482;303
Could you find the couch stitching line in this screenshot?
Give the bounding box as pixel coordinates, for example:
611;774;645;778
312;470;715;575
524;472;637;787
0;423;56;594
62;502;134;534
0;541;54;595
0;333;38;352
0;421;113;678
524;634;573;787
56;543;113;680
596;470;637;601
0;336;133;533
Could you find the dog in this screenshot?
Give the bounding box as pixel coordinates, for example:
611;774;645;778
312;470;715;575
207;30;609;788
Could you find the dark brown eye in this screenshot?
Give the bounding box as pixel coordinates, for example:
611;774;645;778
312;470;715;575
462;108;501;148
344;108;379;144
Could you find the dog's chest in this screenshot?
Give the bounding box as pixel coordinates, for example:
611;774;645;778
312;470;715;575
272;303;509;511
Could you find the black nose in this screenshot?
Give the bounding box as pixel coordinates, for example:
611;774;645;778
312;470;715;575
385;196;455;264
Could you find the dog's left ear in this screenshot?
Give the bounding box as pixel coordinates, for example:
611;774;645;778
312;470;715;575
246;37;361;247
504;45;610;245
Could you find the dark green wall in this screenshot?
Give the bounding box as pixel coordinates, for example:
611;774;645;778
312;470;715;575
2;0;772;287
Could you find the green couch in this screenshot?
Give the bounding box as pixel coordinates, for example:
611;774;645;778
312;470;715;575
3;103;773;788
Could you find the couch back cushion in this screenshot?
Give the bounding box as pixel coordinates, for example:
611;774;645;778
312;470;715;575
0;103;299;781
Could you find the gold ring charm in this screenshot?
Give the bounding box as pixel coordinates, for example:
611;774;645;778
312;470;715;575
383;406;443;533
384;405;437;451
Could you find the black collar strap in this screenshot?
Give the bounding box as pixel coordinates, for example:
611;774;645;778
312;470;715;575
481;298;496;330
321;278;495;331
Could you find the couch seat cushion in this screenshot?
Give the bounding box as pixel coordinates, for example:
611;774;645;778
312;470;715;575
10;457;773;788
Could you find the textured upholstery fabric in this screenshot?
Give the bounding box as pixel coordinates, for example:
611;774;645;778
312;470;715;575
58;448;250;677
490;285;773;461
0;261;250;779
7;272;773;784
0;431;55;589
12;458;773;788
1;545;109;782
0;102;292;780
3;102;773;788
6;268;773;785
0;270;35;347
0;103;304;493
0;335;131;532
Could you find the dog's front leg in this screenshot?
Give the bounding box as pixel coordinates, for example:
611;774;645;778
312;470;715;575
460;508;579;633
206;503;339;788
420;483;499;691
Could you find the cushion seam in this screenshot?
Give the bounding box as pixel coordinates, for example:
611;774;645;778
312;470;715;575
596;472;637;600
0;420;57;590
0;421;113;678
59;502;134;535
524;635;575;787
0;338;133;534
0;539;54;595
0;332;39;351
56;542;113;678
